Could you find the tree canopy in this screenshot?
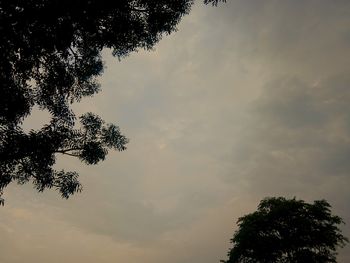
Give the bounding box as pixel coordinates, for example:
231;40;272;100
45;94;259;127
222;197;348;263
0;0;225;205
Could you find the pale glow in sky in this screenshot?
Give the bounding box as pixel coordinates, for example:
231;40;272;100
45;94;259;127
1;1;350;262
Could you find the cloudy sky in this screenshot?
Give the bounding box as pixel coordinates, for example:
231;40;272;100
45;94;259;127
1;0;350;262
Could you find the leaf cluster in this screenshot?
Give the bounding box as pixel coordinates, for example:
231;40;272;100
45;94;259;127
0;112;128;205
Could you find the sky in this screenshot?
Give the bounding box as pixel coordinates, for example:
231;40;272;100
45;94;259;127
1;0;350;262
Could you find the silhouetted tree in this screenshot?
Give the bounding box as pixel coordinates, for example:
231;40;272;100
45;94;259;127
222;197;348;263
0;0;225;204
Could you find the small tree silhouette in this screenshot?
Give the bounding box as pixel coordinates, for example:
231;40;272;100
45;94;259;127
222;197;348;263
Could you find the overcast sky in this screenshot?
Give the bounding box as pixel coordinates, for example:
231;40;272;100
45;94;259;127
1;1;350;262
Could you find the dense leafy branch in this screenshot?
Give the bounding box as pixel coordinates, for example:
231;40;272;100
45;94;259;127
0;0;204;204
0;0;226;204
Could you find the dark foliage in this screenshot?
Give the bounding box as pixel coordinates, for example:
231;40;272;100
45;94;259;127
204;0;227;6
222;197;348;263
0;0;210;204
